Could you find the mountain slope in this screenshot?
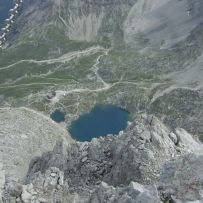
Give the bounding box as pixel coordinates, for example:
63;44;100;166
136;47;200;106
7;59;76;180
124;0;203;48
0;0;203;137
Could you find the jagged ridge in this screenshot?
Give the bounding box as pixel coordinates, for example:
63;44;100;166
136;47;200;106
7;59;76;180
2;113;203;203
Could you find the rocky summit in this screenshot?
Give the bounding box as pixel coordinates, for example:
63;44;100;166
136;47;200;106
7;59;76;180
1;0;203;202
1;111;203;203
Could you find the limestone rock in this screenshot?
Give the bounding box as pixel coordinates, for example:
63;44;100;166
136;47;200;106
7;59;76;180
89;181;161;203
1;114;203;202
0;107;73;202
159;154;203;202
175;128;203;154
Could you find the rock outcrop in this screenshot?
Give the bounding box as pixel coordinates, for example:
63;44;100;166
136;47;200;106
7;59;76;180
0;107;72;202
159;154;203;202
90;181;160;203
1;112;203;202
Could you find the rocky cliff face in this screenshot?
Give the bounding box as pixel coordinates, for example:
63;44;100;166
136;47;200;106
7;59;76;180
1;112;203;203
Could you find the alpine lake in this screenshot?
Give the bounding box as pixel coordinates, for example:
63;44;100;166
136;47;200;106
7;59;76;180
51;105;130;142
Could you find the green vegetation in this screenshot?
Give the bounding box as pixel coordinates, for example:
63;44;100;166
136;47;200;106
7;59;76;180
0;23;97;68
0;63;58;84
1;18;203;141
0;83;53;99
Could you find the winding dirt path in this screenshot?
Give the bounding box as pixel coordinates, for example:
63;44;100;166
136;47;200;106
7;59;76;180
0;46;105;70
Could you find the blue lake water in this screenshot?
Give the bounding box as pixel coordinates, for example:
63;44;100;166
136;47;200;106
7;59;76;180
69;105;130;142
0;0;13;29
50;110;65;123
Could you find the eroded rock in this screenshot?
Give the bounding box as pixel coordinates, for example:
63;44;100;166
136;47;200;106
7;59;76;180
1;114;203;202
